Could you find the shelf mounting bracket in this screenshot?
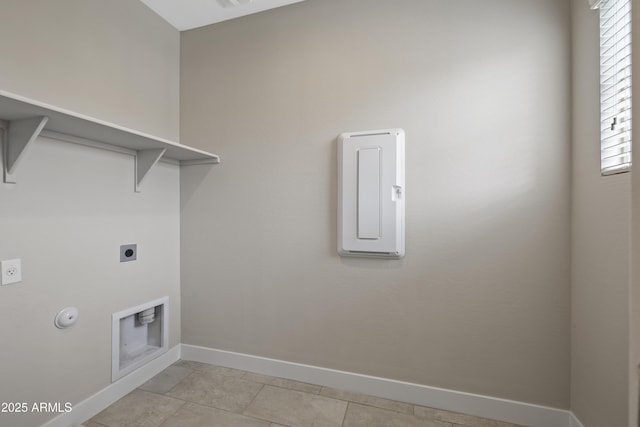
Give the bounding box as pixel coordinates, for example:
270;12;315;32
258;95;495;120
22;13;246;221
3;116;48;184
135;148;166;192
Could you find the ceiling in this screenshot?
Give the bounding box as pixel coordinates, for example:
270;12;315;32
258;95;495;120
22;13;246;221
140;0;306;31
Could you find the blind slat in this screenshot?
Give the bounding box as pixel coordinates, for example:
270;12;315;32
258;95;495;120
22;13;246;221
600;0;632;175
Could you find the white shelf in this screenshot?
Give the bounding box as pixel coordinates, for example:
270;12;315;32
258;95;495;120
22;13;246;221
0;90;219;191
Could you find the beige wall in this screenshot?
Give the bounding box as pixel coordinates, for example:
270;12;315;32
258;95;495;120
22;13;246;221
181;0;572;408
630;1;640;426
570;1;631;426
0;1;181;426
0;0;180;140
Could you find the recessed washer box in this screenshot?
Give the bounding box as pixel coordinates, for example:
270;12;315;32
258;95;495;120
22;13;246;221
112;296;168;382
338;129;405;258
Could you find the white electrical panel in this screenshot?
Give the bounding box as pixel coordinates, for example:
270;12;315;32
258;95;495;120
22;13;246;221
338;129;405;258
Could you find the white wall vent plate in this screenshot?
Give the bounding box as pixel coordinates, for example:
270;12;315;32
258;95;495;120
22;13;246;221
338;129;405;258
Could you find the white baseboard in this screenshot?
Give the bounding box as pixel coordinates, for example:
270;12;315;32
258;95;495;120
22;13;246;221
181;344;571;427
570;412;586;427
42;344;180;427
39;343;583;427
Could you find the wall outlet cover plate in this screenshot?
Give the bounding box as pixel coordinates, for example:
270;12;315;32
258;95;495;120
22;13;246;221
1;259;22;285
120;244;137;262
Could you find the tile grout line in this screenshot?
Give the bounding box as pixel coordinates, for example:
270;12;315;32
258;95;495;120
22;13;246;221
141;382;284;427
143;363;300;426
238;384;294;427
148;365;198;396
179;362;466;425
135;368;251;419
240;382;266;414
341;401;350;427
155;398;188;427
334;399;411;416
127;361;525;427
143;388;189;427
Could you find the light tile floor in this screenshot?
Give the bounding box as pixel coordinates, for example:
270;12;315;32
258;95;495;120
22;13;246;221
86;360;526;427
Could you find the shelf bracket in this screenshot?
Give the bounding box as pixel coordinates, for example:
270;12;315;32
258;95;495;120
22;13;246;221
3;116;48;184
135;148;166;192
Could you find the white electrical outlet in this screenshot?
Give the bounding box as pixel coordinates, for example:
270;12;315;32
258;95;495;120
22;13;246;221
1;259;22;285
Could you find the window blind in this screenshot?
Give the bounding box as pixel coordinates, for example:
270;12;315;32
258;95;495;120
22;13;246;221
600;0;632;175
589;0;603;10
